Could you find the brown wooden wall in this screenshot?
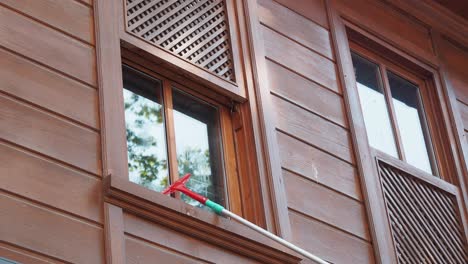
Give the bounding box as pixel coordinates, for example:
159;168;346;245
0;0;104;263
256;0;374;263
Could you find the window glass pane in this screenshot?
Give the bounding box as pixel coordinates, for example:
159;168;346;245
351;53;399;157
172;88;225;207
122;66;169;192
388;71;433;174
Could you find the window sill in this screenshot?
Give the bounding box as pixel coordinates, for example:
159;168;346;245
103;175;301;264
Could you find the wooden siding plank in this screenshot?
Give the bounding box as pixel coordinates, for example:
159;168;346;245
266;60;348;128
458;101;468;131
0;6;96;86
258;0;333;60
0;0;94;44
0;242;64;264
0;193;104;264
333;0;433;59
262;25;339;92
271;95;354;163
0;95;101;175
284;169;370;241
0;142;102;223
123;213;257;264
125;236;202;264
0;48;99;129
277;132;362;200
289;211;375;264
266;59;346;126
268;0;328;29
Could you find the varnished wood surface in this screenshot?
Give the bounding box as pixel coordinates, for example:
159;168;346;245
0;2;103;263
257;0;374;262
123;213;260;264
289;211;375;264
0;192;105;264
270;0;329;29
0;6;96;86
0;95;101;175
0;142;102;223
0;47;99;129
258;0;333;60
0;0;95;44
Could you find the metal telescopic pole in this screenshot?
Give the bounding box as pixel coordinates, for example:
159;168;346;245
163;174;329;264
221;209;329;264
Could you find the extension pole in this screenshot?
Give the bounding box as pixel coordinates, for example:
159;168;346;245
163;174;329;264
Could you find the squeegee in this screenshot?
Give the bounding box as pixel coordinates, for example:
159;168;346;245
163;173;329;264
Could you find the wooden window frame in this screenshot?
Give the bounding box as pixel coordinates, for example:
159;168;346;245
121;57;242;212
350;42;440;177
328;4;468;262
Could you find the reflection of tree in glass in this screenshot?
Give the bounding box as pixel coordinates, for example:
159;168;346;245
177;147;215;207
124;93;168;191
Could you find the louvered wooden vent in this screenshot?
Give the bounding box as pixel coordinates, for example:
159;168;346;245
378;161;468;263
125;0;235;82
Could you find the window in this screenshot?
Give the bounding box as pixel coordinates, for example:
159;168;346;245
122;65;231;207
351;51;437;175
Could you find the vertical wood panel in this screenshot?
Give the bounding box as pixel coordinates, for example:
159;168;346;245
0;0;94;44
0;6;96;86
0;95;101;175
458;101;468;131
0;48;99;129
0;193;105;264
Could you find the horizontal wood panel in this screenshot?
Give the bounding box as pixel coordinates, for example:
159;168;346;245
266;59;345;126
262;25;339;91
271;95;354;163
277;132;361;200
334;0;433;58
0;6;96;86
123;213;258;264
439;39;468;104
458;101;468;131
0;142;102;223
0;48;99;129
0;242;64;264
0;95;101;175
284;170;370;240
289;211;375;264
269;0;328;29
258;0;333;60
0;193;104;264
0;0;94;44
126;236;202;264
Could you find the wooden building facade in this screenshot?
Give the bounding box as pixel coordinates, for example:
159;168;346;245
1;0;467;263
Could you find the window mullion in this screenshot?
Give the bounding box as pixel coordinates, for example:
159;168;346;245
163;80;180;199
380;65;406;161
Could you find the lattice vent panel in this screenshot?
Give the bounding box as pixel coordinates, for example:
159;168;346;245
378;162;468;264
125;0;235;82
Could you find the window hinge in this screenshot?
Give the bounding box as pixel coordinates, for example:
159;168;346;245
230;100;243;130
